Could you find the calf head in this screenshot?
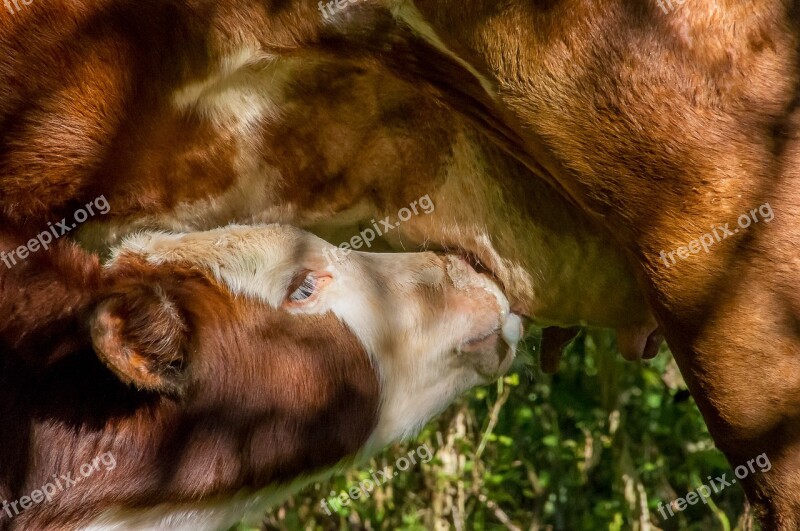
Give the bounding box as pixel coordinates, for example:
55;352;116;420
1;224;519;529
96;224;520;446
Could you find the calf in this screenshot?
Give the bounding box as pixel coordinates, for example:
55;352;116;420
340;0;800;525
0;224;520;530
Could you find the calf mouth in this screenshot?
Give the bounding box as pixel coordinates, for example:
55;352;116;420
460;322;521;380
446;252;523;379
462;328;502;351
461;312;524;353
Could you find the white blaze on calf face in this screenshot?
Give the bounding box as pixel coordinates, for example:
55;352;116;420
111;224;520;450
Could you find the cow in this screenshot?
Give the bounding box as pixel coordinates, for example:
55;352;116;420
0;222;520;530
325;0;800;526
0;1;658;365
1;1;706;526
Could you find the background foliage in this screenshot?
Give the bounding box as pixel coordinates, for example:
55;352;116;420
238;330;757;530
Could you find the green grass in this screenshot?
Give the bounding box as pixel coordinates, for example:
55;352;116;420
253;330;757;530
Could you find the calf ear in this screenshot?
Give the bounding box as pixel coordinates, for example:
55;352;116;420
90;284;188;395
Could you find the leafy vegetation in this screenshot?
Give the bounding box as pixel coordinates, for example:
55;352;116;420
242;330;757;530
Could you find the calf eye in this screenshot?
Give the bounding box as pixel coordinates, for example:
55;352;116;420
289;275;317;301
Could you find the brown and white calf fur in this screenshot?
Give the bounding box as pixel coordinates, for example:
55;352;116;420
0;223;519;530
328;0;800;526
0;1;659;365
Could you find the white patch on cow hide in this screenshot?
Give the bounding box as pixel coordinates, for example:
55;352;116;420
172;47;288;129
77;52;311;252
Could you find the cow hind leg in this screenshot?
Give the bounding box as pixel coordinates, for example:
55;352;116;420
662;253;800;529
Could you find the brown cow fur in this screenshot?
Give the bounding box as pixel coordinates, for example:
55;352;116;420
354;0;800;526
